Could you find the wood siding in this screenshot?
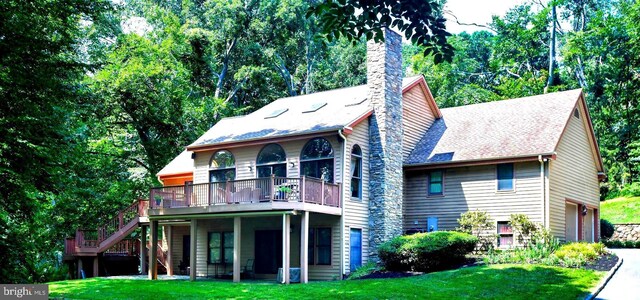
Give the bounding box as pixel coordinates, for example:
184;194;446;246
193;135;343;184
403;162;543;234
402;86;436;160
548;101;600;240
343;119;370;273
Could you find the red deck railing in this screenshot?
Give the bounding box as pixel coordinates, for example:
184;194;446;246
149;176;341;209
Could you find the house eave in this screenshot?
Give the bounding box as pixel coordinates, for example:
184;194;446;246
403;153;556;171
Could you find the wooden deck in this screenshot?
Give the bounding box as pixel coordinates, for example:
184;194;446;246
148;176;341;216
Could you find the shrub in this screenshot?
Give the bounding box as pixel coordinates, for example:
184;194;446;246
551;242;607;267
600;219;615;239
483;226;560;265
378;231;478;272
456;211;496;251
347;261;379;280
509;214;537;246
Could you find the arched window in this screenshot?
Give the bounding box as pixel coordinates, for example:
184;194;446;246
350;145;362;199
209;150;235;182
300;138;334;182
256;143;287;177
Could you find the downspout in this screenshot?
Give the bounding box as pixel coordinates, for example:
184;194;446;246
538;155;546;228
338;129;347;279
545;157;551;229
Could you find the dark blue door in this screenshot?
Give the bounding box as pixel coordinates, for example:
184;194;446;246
349;229;362;272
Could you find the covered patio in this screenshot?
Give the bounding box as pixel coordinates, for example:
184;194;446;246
145;210;340;284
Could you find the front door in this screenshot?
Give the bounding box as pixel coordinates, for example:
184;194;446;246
350;229;362;272
254;230;282;274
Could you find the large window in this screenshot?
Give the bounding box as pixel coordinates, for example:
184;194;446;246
256;144;287;178
209;150;235;182
208;232;234;264
351;145;362;199
300;138;334;183
308;228;331;265
497;163;514;191
428;170;444;196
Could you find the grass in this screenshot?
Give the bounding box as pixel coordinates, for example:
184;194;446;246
49;265;602;299
601;196;640;223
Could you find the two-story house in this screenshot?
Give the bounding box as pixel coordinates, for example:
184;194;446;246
65;28;604;283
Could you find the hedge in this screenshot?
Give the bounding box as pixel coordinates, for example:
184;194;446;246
378;231;478;272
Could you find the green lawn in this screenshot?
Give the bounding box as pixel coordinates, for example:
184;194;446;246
49;265;602;300
601;196;640;223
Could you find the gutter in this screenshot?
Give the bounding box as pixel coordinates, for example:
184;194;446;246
404;153;556;171
338;129;347;279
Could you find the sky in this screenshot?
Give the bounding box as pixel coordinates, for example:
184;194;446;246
443;0;528;34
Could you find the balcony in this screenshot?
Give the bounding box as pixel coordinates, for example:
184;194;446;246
149;176;341;216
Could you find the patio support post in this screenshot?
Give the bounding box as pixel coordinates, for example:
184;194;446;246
166;225;173;276
233;217;242;283
282;214;291;284
150;220;158;280
140;225;147;275
190;219;198;281
77;258;83;279
300;211;309;283
93;256;99;277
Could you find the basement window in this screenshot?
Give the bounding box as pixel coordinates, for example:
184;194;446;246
264;108;288;119
497;222;514;247
302;102;327;113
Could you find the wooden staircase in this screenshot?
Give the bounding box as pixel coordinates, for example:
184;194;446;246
64;199;150;258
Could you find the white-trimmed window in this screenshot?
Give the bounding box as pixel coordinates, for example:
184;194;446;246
497;163;514;191
350;145;362;199
428;170;444;196
497;221;514;247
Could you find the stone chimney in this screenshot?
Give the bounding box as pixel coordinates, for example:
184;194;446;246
367;27;403;260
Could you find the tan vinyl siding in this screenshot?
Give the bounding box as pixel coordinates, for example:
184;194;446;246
548;101;600;240
403;162;543;234
343;119;370;273
402;86;436;160
193;136;342;184
169;214;339;280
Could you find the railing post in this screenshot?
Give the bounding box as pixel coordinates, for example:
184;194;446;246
337;183;342;207
150;189;155;209
270;174;276;202
208;182;212;206
171;190;176;208
321;180;325;206
118;212;124;230
300;176;306;203
225;180;231;204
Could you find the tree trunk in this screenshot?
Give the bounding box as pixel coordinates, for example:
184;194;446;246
544;4;557;93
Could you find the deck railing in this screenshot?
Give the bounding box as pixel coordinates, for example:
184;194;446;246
74;199;149;250
104;239;140;256
149;176;341;209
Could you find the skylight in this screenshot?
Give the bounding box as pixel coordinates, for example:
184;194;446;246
345;97;367;107
264;108;288;119
302;102;327;113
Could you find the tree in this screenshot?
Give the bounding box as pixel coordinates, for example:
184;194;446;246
308;0;454;63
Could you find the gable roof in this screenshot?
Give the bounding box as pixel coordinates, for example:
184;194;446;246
157;150;193;177
405;89;603;171
187;76;429;152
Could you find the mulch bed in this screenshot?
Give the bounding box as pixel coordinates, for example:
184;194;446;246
356;257;480;280
583;253;619;271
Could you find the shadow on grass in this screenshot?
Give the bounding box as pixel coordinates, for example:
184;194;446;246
49;265;601;300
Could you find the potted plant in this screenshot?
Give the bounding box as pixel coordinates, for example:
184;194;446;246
277;186;293;200
154;195;162;207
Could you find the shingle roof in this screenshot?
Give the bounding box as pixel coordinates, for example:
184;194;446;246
157;150;193;176
405;89;584;166
188;76;423;149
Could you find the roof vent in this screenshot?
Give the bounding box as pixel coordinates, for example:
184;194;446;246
265;108;288;119
302;102;327;113
574;108;580;119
